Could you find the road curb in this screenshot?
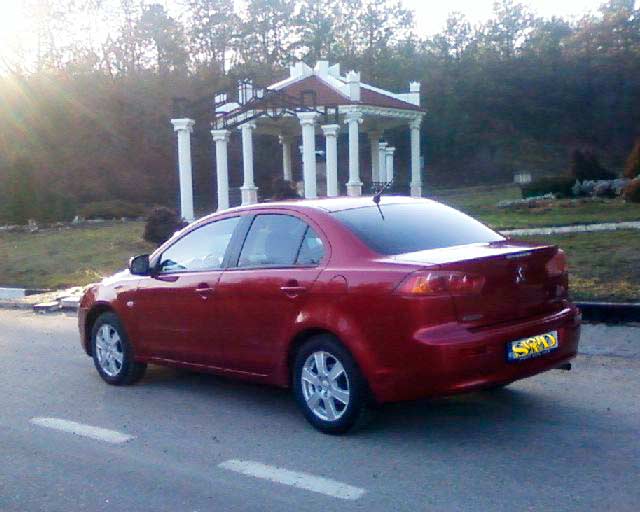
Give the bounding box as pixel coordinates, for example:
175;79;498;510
0;286;85;313
502;220;640;236
0;300;36;310
0;299;79;312
577;301;640;324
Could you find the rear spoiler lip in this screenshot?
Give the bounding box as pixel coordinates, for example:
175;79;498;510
504;251;533;259
387;243;557;267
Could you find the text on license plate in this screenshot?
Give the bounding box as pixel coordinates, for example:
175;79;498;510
507;330;558;362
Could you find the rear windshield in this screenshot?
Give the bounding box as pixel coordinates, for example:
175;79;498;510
331;202;504;255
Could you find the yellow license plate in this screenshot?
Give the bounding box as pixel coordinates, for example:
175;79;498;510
507;331;558;362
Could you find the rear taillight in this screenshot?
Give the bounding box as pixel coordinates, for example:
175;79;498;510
546;249;568;276
396;271;485;296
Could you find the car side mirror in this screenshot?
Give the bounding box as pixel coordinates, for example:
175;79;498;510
129;254;151;276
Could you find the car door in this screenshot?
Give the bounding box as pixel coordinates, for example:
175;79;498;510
132;216;241;364
216;212;328;375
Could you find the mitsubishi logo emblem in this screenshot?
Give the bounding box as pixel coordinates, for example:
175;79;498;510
515;265;526;284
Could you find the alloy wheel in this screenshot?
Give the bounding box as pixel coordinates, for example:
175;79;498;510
301;351;350;421
95;323;124;377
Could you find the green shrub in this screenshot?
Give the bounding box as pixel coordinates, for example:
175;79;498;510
623;179;640;203
143;207;187;246
79;200;147;220
624;139;640;179
37;190;77;223
269;178;300;200
568;149;616;181
521;176;576;198
1;158;37;224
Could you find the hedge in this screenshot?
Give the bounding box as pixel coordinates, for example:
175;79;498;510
521;176;576;198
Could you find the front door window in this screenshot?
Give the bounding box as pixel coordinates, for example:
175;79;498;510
159;216;240;273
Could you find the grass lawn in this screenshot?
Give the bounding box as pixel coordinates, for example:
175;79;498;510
515;230;640;302
430;184;640;230
0;222;153;290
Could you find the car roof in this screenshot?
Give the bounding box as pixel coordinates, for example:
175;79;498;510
218;195;430;214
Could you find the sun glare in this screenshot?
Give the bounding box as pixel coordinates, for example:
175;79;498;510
0;1;28;67
0;1;23;36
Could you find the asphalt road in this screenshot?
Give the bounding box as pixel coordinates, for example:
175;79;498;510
1;309;639;512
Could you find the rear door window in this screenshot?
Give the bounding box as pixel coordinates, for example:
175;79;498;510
238;214;308;267
331;202;504;255
296;227;325;265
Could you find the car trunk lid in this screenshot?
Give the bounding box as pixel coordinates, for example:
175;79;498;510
392;242;565;327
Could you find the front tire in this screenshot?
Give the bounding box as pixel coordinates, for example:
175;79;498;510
293;335;370;434
91;312;146;385
483;381;512;392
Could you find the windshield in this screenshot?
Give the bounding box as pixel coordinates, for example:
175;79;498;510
331;201;504;255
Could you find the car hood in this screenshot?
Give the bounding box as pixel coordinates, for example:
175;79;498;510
101;269;134;286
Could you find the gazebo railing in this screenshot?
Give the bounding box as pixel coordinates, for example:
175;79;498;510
173;80;342;131
212;87;326;130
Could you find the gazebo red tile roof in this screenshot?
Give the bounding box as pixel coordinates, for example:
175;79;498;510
360;86;423;111
213;60;424;126
275;75;423;112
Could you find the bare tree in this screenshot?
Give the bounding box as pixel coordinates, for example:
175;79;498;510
235;0;298;70
136;4;188;74
185;0;239;74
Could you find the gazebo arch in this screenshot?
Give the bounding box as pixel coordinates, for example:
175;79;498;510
171;60;425;220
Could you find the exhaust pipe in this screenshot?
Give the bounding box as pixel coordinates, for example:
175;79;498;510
556;363;572;371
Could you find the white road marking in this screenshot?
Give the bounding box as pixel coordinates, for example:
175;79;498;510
30;417;134;444
218;459;366;501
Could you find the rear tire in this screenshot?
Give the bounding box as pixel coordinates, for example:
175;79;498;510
91;312;147;385
292;334;371;434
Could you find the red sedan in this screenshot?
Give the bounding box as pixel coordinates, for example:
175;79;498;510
78;196;580;434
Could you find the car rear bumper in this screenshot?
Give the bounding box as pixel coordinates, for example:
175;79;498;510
369;305;581;403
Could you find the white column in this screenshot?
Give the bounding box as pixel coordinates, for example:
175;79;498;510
344;110;363;196
239;122;258;205
409;117;423;197
369;131;382;183
211;129;230;211
279;135;293;181
297;112;319;199
171;118;195;221
321;124;340;197
385;146;396;183
378;142;388;183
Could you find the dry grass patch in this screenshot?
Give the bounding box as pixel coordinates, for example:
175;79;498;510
516;229;640;302
0;222;154;289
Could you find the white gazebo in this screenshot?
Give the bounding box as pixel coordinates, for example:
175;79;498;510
171;60;425;220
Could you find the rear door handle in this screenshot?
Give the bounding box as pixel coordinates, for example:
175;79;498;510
280;285;307;293
195;283;214;298
280;279;307;296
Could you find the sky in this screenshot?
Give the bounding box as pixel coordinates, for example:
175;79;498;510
0;0;621;41
0;0;633;70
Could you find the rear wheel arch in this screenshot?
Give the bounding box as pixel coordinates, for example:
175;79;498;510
287;328;338;385
286;328;368;389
